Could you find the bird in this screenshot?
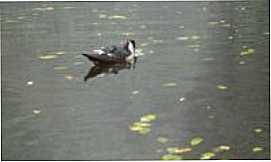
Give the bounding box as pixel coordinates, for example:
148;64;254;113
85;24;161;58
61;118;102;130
82;40;136;65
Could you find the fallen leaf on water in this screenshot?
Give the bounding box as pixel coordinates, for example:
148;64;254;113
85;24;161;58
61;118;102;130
213;145;231;153
163;82;177;87
200;152;216;160
167;147;192;154
161;154;183;160
240;48;255;56
140;114;157;122
216;85;228;90
252;146;263;152
157;137;169;144
39;55;58;60
108;15;127;20
138;127;151;135
254;128;263;133
133;122;151;127
190;137;204;146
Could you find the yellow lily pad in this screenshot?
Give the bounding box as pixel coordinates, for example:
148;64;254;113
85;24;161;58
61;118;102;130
216;85;228;90
167;147;192;154
39;55;58;60
200;152;216;160
254;128;263;133
240;48;255;56
140;114;157;122
133;122;151;127
213;145;231;153
161;154;183;160
253;146;263;152
190;137;203;146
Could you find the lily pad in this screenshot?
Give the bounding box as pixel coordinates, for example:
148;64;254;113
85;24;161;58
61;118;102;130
167;147;192;154
216;85;228;90
252;146;263;152
133;122;151;127
254;128;263;133
213;145;231;153
140;114;157;122
200;152;215;160
161;154;183;160
190;137;203;146
240;48;255;56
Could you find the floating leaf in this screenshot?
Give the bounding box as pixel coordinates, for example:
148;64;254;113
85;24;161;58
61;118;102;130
39;55;58;60
167;147;192;154
129;125;144;132
161;154;183;160
138;127;151;135
108;15;127;20
213;145;231;153
190;137;203;146
140;114;157;122
133;122;151;127
157;137;169;144
254;128;263;133
200;152;215;160
216;85;228;90
240;48;255;56
163;82;177;87
252;146;263;152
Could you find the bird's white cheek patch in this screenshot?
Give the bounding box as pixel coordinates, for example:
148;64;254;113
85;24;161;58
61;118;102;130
93;50;105;55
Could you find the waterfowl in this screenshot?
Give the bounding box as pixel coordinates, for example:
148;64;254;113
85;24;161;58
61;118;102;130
82;40;136;65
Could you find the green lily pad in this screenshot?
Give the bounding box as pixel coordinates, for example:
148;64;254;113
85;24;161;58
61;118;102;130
161;154;183;160
213;145;231;153
190;137;203;146
167;147;192;154
200;152;216;160
140;114;157;122
133;122;151;127
216;85;228;90
253;146;263;152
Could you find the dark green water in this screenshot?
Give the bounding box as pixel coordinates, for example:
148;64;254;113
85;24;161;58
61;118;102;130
1;1;269;160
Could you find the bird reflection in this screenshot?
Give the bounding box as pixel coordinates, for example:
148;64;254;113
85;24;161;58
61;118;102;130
84;58;137;82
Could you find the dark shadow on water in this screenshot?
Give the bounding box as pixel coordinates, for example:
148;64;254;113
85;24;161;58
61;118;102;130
84;58;137;82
